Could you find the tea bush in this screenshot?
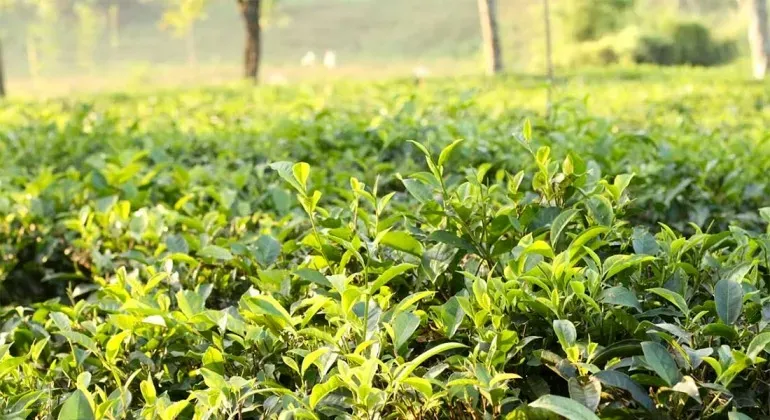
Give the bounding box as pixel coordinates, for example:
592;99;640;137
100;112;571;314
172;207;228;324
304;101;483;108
1;72;770;418
570;21;736;67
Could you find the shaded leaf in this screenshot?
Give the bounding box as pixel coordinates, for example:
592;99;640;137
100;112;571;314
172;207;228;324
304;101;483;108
715;278;743;325
594;370;654;410
529;395;600;420
642;341;681;386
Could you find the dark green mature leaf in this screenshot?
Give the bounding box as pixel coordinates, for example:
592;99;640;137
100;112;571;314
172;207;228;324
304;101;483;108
594;370;654;410
632;228;659;255
254;235;281;266
58;390;94;420
550;208;580;248
715;278;743;325
586;196;613;226
530;395;600;420
701;323;738;341
199;245;233;261
593;340;643;366
295;269;332;288
428;230;476;252
600;286;641;312
728;411;753;420
641;341;681;386
165;234;189;254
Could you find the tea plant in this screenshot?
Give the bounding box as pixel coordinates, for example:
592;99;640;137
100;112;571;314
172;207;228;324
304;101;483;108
2;71;770;418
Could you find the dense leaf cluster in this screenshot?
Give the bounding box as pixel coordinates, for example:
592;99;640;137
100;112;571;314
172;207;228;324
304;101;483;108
1;76;770;418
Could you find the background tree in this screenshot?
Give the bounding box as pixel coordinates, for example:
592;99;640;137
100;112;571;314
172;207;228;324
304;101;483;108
161;0;207;67
476;0;502;75
747;0;770;79
0;0;13;98
162;0;265;81
74;0;105;72
239;0;261;81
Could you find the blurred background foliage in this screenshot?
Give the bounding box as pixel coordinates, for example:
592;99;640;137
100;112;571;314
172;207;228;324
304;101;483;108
0;0;753;96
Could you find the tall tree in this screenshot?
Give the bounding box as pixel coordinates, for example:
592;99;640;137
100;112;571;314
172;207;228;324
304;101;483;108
162;0;264;81
476;0;503;75
0;0;11;98
161;0;206;67
239;0;261;81
748;0;770;79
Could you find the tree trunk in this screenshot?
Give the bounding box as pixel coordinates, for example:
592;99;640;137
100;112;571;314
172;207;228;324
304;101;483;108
748;0;770;79
477;0;503;75
238;0;261;81
0;38;6;98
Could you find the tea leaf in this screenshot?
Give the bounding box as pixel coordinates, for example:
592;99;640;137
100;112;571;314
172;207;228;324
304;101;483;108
642;341;682;386
747;332;770;361
600;286;641;312
553;320;577;350
529;395;600;420
648;288;689;317
199;245;233;261
380;231;424;256
594;370;654;410
550;209;580;248
715;278;743;325
568;377;601;412
58;390;94;420
438;139;464;166
309;376;342;409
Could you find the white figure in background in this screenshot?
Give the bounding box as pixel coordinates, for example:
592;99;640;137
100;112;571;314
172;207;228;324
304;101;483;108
301;51;316;67
413;65;430;79
323;50;337;69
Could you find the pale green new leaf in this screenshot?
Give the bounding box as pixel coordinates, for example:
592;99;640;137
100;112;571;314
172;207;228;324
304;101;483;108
380;231;424;257
396;342;467;381
309;376;342;409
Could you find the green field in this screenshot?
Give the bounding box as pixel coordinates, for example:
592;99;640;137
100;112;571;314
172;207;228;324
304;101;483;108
2;67;770;418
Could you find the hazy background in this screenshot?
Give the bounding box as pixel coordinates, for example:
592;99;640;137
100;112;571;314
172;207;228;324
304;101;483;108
0;0;748;96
